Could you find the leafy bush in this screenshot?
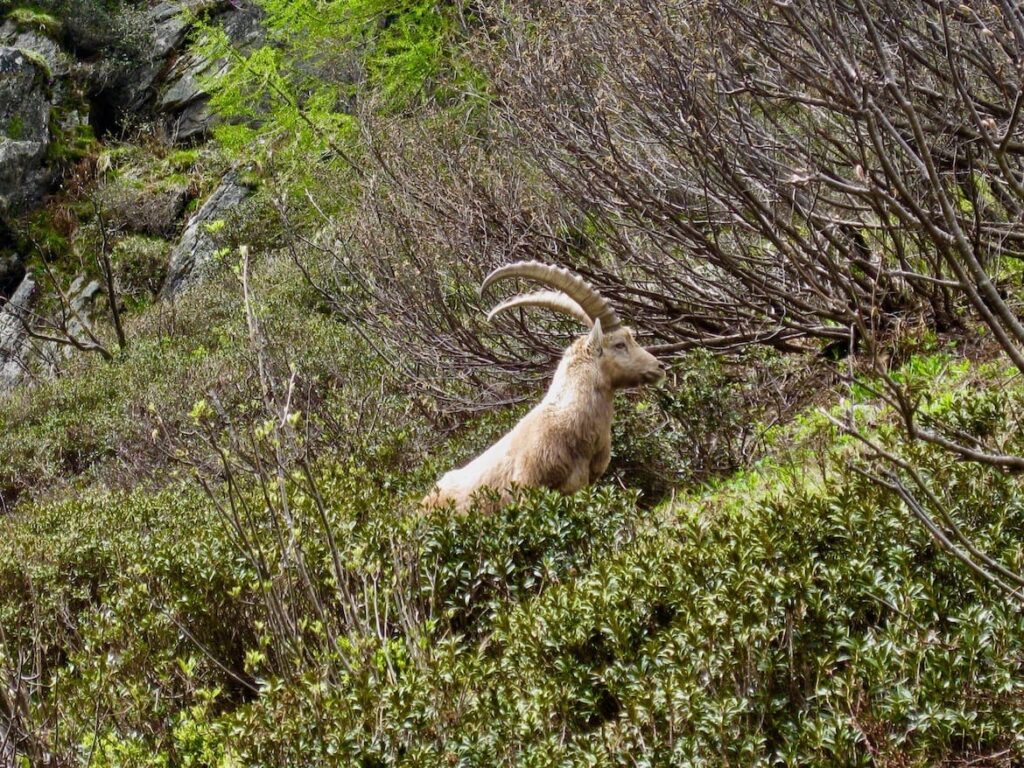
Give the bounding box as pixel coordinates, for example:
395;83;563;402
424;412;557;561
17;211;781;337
110;233;169;300
0;485;257;763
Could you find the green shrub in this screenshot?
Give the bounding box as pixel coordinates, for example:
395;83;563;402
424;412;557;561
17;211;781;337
138;433;1024;766
111;234;170;300
0;485;257;762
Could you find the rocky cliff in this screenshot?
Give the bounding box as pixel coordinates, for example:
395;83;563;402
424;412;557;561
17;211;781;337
0;1;260;389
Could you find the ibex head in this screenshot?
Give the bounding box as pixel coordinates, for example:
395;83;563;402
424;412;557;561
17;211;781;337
482;261;666;390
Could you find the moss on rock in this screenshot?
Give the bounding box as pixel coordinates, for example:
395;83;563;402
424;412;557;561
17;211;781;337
6;8;63;39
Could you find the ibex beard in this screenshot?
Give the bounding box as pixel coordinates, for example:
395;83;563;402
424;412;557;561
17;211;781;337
422;262;666;513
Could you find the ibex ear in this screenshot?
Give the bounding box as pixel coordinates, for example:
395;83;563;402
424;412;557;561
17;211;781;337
588;317;604;356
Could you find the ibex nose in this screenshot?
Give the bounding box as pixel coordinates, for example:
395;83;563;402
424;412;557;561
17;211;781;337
648;359;668;384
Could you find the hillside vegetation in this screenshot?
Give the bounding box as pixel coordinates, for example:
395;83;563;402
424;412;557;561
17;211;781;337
2;0;1024;766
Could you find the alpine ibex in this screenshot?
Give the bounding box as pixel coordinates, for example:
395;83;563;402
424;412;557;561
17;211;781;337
423;261;666;511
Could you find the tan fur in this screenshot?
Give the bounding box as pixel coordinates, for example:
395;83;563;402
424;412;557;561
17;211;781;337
422;324;665;512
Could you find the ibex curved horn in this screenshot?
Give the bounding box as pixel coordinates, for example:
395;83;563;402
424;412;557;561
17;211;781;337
487;290;593;327
481;261;622;332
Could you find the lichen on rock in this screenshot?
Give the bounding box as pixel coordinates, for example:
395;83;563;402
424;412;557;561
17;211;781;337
0;46;54;215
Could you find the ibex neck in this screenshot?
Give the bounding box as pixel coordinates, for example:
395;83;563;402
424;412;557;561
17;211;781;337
544;351;612;411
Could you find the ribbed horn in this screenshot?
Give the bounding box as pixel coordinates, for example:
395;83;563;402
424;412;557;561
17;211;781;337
481;261;621;332
487;290;593;327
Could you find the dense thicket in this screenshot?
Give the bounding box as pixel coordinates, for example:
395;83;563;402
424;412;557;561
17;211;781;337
4;356;1024;765
315;0;1024;379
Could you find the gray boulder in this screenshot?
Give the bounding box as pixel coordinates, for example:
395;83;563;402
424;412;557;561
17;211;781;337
0;20;71;77
0;21;90;220
161;171;251;299
30;275;108;376
0;47;53;214
108;0;227;117
68;275;102;316
64;276;102;351
0;274;37;391
150;0;224;60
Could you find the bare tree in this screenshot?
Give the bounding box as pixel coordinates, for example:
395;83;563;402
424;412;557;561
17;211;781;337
14;196;128;365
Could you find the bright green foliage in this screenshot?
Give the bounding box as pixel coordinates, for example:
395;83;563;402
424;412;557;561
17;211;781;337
202;38;357;166
200;0;473;177
352;0;465;105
